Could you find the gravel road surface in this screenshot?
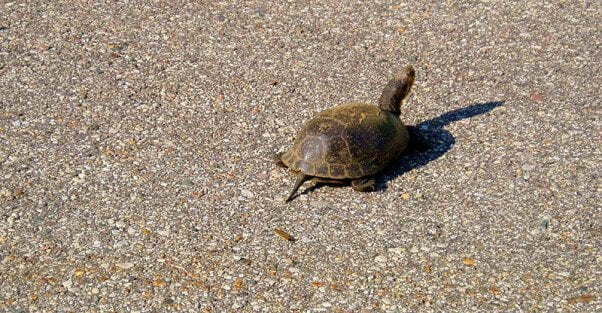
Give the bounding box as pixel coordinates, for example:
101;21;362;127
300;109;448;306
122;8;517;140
1;1;600;312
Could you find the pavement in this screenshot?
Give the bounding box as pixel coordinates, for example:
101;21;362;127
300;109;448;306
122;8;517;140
0;1;600;312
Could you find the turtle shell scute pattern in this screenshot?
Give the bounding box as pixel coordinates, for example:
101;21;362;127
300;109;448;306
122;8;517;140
282;103;409;179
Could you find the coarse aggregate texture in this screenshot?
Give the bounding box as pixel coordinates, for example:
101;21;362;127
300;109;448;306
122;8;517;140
0;0;600;312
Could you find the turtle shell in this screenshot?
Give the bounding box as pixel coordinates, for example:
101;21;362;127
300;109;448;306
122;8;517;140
281;102;409;179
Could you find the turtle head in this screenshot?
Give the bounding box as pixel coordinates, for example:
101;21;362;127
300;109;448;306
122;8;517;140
378;65;415;115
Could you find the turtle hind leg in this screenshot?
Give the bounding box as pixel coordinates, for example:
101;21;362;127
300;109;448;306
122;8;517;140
273;152;287;168
285;173;311;203
351;178;376;192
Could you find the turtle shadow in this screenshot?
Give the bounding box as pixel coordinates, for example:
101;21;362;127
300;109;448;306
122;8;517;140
299;101;505;196
375;101;505;191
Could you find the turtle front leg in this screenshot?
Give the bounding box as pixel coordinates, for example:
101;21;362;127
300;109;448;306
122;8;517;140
351;178;376;192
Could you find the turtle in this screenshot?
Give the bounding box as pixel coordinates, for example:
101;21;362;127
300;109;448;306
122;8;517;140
279;65;416;202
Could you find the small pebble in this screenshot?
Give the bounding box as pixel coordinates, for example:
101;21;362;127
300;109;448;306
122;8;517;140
375;255;388;263
62;279;73;289
0;188;11;198
241;189;254;198
311;201;329;208
115;262;134;269
388;247;404;254
522;164;536;171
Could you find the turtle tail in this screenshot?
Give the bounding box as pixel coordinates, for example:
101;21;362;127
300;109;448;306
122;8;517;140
378;65;415;115
285;173;310;203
